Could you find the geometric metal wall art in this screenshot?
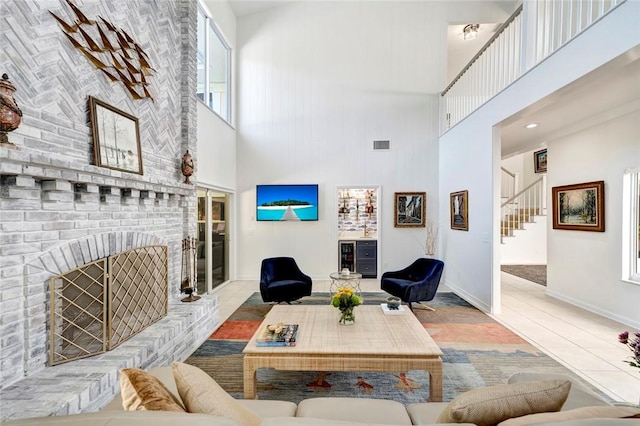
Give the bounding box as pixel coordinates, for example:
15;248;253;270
49;245;167;366
49;0;155;101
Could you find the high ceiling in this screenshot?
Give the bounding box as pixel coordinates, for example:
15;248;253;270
222;1;640;157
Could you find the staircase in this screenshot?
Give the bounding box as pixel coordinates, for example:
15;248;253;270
501;176;546;243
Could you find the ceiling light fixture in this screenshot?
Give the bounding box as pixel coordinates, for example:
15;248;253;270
525;123;539;129
463;24;479;40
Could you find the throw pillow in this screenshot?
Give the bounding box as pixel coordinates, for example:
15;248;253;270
436;379;571;426
172;361;261;426
119;368;186;412
497;405;640;425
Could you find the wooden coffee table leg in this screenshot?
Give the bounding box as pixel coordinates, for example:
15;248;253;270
243;356;257;399
428;359;443;402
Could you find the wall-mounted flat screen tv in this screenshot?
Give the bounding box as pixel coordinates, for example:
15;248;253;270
256;184;319;221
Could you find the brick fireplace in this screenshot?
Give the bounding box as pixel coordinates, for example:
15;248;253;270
0;0;216;420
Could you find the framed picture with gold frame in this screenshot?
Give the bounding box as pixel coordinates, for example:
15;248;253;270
393;192;426;227
552;181;605;232
450;190;468;231
88;96;143;175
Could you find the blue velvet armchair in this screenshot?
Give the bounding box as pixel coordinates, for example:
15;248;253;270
381;258;444;311
260;257;312;303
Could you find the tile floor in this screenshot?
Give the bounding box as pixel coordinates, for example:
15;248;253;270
212;274;640;405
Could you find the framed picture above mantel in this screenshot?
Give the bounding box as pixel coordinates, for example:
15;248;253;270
88;96;143;175
552;180;605;232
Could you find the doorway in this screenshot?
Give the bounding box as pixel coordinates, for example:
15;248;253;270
197;188;230;293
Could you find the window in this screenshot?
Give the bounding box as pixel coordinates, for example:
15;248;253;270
196;4;231;123
622;167;640;283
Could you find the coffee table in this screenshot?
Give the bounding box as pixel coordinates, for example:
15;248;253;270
242;304;443;401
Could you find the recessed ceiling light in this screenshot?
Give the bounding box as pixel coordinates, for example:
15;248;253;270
525;123;539;129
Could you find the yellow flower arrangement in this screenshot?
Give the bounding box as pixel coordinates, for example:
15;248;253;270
331;287;363;324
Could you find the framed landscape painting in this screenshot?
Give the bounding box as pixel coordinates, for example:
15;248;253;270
450;190;468;231
394;192;426;227
534;149;547;173
552;180;605;232
89;96;143;175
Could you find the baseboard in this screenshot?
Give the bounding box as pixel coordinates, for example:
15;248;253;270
546;288;640;329
443;279;492;313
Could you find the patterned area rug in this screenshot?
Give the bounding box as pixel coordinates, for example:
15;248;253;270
501;264;547;286
186;292;594;404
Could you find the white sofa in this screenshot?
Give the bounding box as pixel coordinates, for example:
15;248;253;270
3;366;639;426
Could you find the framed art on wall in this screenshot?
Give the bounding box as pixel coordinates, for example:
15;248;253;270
88;96;143;175
450;190;468;231
534;149;547;173
552;180;605;232
394;192;426;227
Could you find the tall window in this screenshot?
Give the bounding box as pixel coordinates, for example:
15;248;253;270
196;4;231;123
623;168;640;283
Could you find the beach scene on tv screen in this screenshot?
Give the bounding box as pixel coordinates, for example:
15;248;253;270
257;185;318;221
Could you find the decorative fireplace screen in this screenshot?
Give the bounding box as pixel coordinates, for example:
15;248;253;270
50;245;168;365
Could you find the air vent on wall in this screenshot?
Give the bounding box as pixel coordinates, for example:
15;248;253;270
373;140;390;150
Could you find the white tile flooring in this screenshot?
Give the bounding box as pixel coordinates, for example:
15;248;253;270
211;274;640;405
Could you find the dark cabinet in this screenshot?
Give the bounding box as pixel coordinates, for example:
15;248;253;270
356;240;377;278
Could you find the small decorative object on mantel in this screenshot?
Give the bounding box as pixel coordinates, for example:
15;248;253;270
49;0;156;101
180;237;200;302
0;73;23;147
331;286;363;325
181;150;194;184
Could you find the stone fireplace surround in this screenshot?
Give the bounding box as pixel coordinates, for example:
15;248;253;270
0;146;219;421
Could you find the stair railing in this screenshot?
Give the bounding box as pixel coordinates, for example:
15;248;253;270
440;0;627;134
501;167;518;201
500;176;546;240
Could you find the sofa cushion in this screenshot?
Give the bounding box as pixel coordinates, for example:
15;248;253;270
2;411;242;426
119;368;185;412
260;418;413;426
506;372;610;410
436;379;571;426
296;397;412;425
406;402;453;425
172;362;261;426
497;406;640;425
238;399;298;418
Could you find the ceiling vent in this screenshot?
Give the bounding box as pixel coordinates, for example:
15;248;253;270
373;140;390;150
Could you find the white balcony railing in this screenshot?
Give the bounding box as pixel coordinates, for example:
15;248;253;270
440;0;627;134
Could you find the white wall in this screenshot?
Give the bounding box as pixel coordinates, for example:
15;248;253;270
198;0;237;192
502;147;543;192
235;2;448;279
233;2;515;280
501;216;547;265
547;112;640;327
440;0;640;315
